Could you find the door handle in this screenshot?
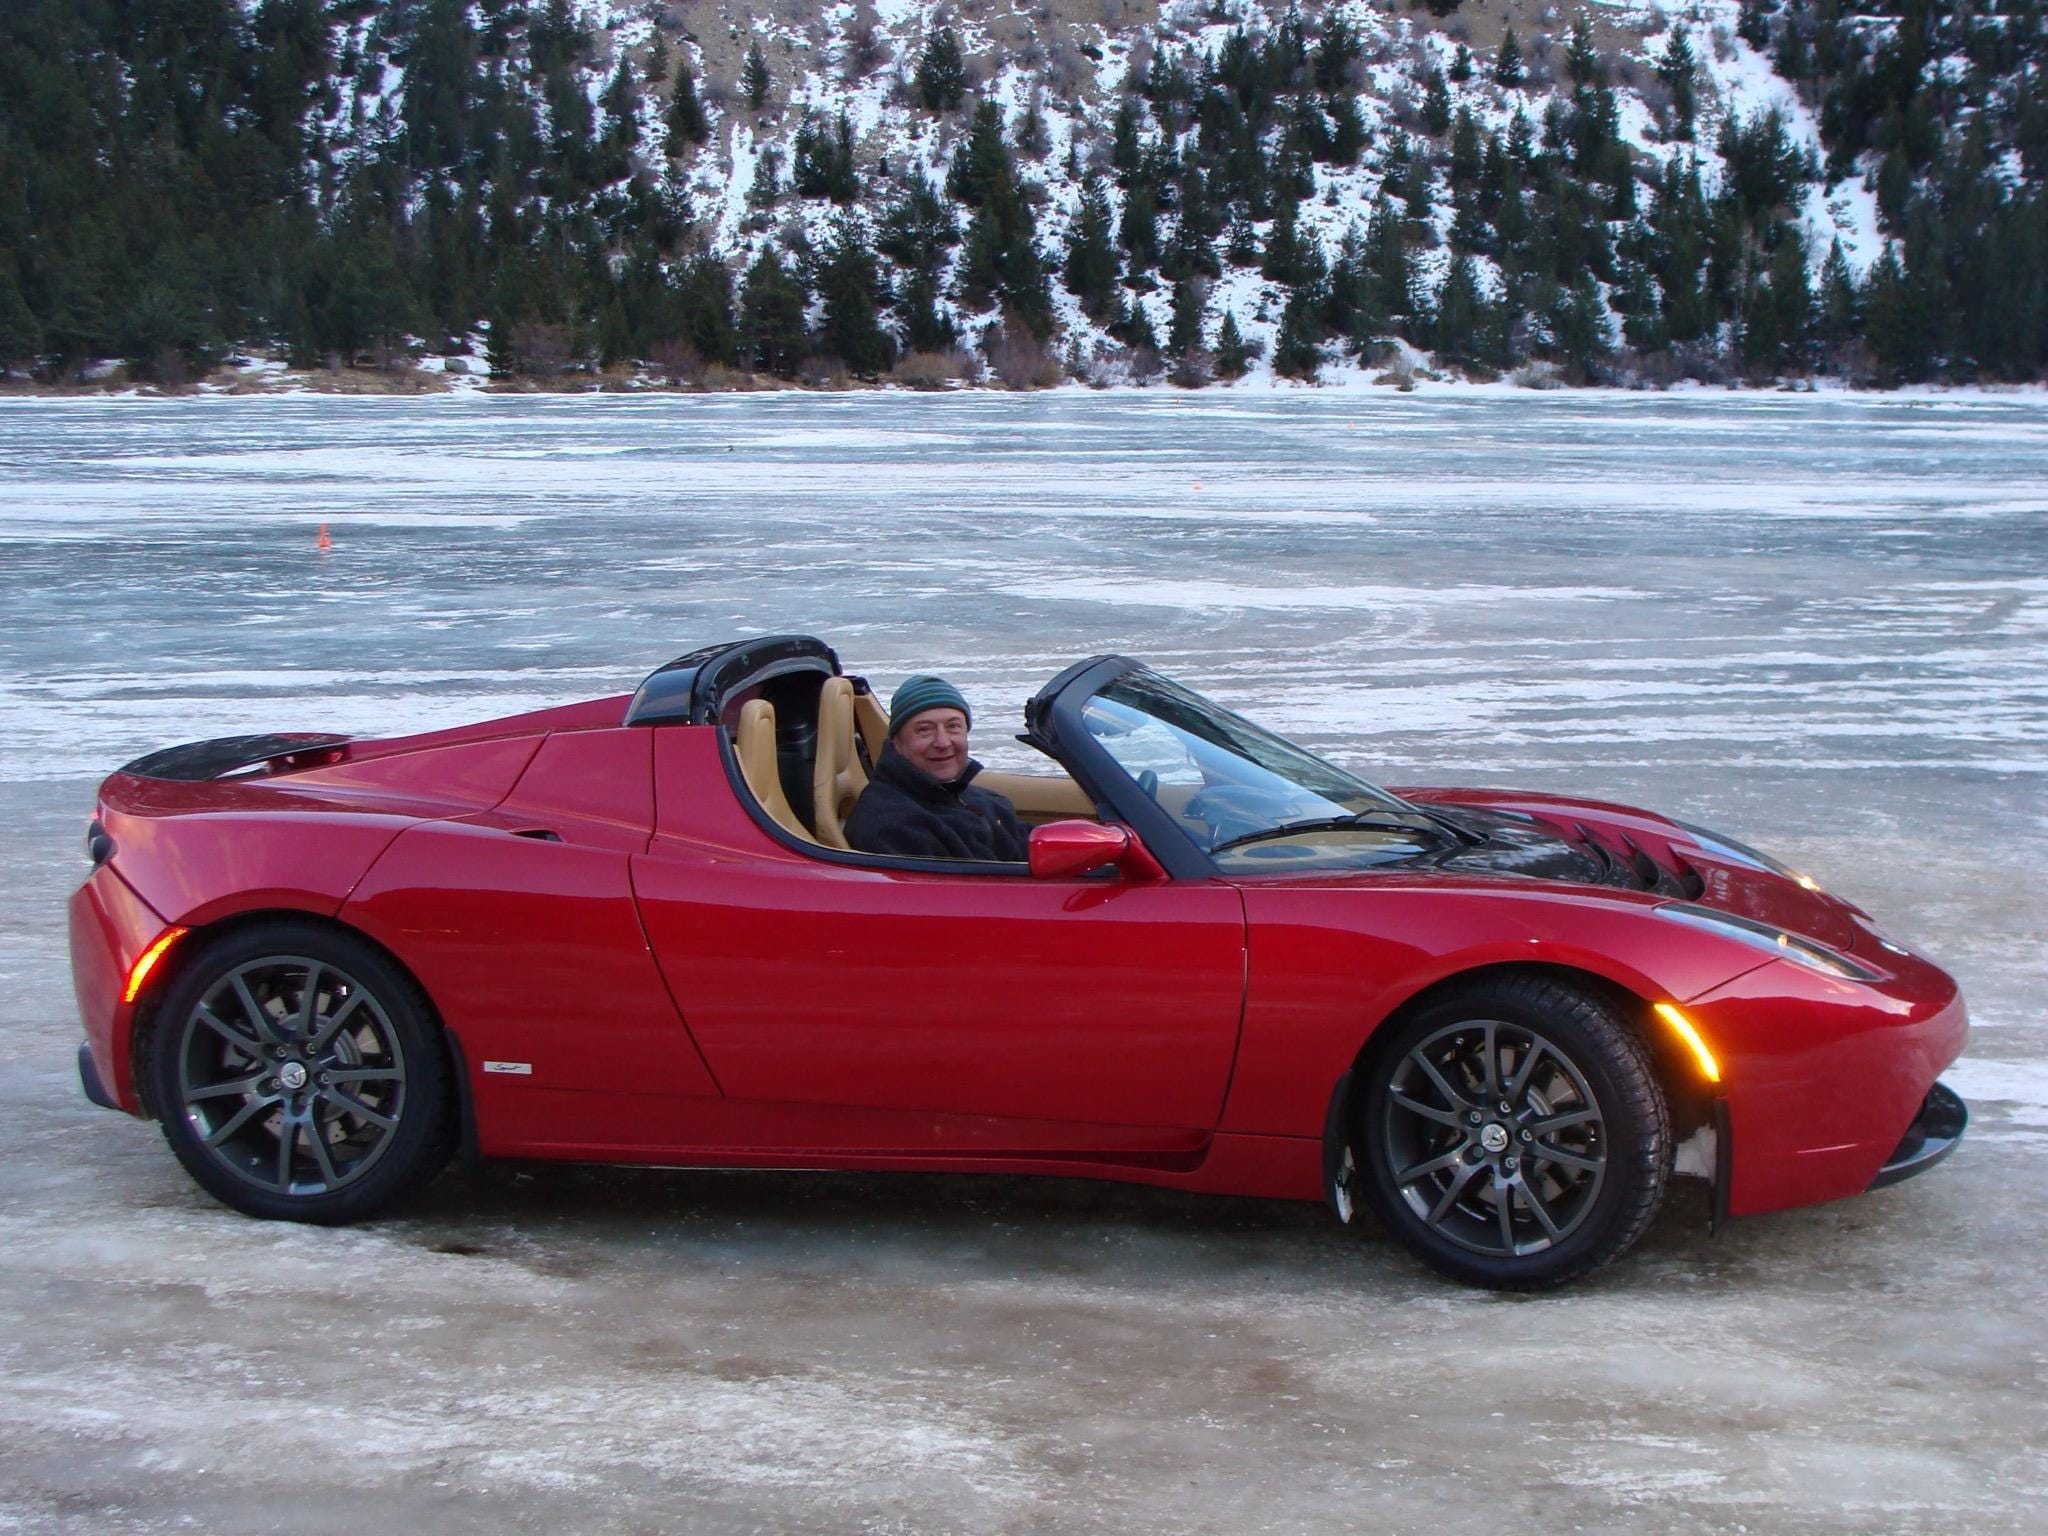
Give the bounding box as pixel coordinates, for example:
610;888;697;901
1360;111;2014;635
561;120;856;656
508;827;563;842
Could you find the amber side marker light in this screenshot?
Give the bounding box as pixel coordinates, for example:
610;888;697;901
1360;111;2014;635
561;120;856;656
123;927;188;1004
1654;1002;1722;1084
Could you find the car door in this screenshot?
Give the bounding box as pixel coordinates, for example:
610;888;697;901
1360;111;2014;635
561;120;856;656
631;727;1247;1151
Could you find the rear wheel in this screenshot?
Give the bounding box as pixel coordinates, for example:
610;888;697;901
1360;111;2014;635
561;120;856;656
148;921;455;1223
1356;977;1670;1289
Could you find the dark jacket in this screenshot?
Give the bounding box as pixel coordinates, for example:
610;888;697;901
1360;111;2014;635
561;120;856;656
844;745;1029;862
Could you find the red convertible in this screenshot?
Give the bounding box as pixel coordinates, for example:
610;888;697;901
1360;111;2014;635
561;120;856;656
68;636;1968;1288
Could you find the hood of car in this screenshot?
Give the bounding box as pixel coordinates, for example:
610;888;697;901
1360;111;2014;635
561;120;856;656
1395;789;1864;951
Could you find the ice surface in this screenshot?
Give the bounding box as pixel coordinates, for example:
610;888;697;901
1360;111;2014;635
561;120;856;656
2;392;2045;1534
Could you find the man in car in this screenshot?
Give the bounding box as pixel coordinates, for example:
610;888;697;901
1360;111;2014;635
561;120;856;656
844;675;1030;862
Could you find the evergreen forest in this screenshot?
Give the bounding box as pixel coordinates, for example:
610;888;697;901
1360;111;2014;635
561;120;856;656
1;0;2042;389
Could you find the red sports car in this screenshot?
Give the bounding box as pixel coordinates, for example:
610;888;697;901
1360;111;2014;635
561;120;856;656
68;636;1968;1288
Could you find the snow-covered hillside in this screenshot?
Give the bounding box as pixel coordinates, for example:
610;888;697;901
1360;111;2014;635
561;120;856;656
3;0;2040;386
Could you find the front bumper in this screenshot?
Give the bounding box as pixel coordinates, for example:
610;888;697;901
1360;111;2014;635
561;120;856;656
1869;1081;1967;1190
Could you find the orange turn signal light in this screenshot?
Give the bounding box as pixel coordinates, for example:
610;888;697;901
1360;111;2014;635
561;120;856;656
123;926;188;1004
1654;1002;1721;1084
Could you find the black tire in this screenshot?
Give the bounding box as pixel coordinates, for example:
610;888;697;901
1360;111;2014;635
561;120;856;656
1355;976;1670;1290
148;919;456;1224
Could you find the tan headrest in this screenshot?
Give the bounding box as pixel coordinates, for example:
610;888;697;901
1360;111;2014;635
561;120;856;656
854;687;889;765
811;677;868;849
736;698;815;844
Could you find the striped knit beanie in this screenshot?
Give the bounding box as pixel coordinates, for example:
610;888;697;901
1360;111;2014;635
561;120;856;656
888;675;972;736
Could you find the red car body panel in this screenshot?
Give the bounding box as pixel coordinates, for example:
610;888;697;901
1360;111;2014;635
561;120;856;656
66;645;1969;1231
1221;878;1777;1140
1689;959;1967;1215
68;864;167;1112
634;728;1249;1146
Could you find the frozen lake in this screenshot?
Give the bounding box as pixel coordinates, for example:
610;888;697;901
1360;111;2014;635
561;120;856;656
2;390;2045;1533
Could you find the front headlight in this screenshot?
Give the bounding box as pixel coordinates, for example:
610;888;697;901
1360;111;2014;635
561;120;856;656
1670;818;1824;892
1655;902;1880;982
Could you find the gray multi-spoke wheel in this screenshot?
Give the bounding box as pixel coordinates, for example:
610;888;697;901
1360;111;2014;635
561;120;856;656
1357;977;1670;1289
149;922;454;1223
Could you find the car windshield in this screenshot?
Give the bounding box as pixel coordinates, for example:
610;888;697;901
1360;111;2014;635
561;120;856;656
1080;669;1430;860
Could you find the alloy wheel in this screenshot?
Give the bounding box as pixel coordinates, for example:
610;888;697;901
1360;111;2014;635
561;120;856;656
173;954;408;1197
1380;1017;1608;1258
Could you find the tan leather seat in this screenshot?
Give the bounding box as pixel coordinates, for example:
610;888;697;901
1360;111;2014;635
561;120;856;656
853;687;889;765
735;698;816;845
811;677;869;849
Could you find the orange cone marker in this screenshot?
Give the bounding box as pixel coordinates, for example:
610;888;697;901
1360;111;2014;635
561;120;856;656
317;523;333;551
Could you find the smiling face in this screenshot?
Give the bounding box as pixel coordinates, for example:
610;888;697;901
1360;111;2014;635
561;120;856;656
894;707;971;781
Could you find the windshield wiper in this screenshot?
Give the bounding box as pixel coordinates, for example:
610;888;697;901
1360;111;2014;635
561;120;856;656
1209;814;1460;857
1408;804;1490;847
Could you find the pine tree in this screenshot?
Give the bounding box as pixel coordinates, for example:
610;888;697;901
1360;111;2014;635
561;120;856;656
818;214;896;377
1163;155;1219;279
1817;238;1858;355
601;57;638;151
894;271;959;354
1167;275;1207;358
747;146;782;211
1314;15;1362;91
1450;110;1482;188
1326;222;1379;351
1657;25;1697;141
1566;15;1605;88
947;98;1009;208
1015;99;1051;161
1367;191;1414;328
1063;176;1121;320
829;111;860;202
1273;284;1323;379
1448;44;1474;85
1495;27;1525;88
1423;68;1453;137
951;104;1054;337
0;262;42;369
1327;95;1367;166
1435;254;1485;366
667;63;708;150
1262;195;1306;285
741;40;770;112
1215;309;1251;378
738;245;808;376
1119;182;1160;276
1111;96;1145;186
879;166;960;278
915;25;965;112
1552;271;1610;380
1115;294;1159;354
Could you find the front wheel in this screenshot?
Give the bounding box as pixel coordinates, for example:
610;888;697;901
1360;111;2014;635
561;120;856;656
148;921;455;1224
1356;977;1670;1290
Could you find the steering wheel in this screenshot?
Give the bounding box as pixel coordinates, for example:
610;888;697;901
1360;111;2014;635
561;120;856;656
1186;786;1322;843
1137;768;1159;799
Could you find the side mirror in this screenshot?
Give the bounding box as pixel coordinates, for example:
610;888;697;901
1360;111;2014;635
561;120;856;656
1028;820;1164;881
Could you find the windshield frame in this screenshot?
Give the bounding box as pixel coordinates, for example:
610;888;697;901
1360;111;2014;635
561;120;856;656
1027;656;1429;878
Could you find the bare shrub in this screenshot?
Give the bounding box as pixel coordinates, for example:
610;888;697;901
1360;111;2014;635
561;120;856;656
983;319;1062;389
510;321;579;378
889;350;969;389
649;338;706;385
842;21;890;82
1044;34;1088;99
1168;348;1215;388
